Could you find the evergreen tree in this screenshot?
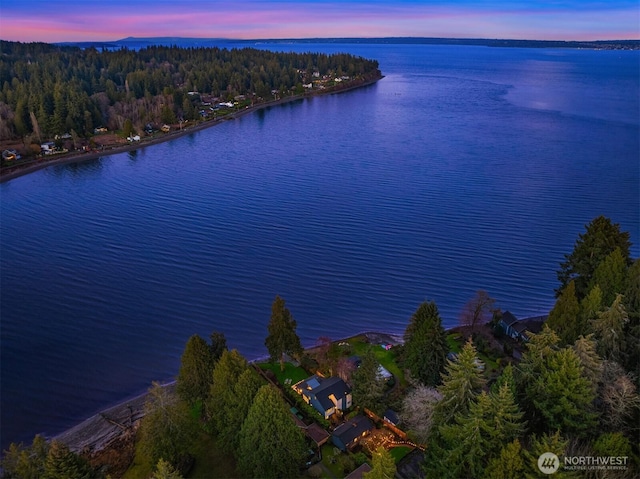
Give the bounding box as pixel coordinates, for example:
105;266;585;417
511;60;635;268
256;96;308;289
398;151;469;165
491;362;517;397
591;432;632;465
42;441;97;479
1;435;49;479
589;247;629;307
209;331;227;363
546;280;581;345
526;347;597;435
176;334;214;406
591;294;628;362
215;366;263;453
557;216;632;300
207;349;249;431
483;439;525;479
351;347;386;414
265;295;303;371
523;432;576;479
238;385;307;479
364;447;396;479
434;338;486;424
403;301;448;386
139;382;196;468
572;334;602;389
517;325;561;392
427;384;524;479
579;284;603;334
152;459;184;479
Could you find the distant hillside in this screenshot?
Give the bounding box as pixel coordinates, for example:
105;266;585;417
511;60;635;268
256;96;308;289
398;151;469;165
55;36;640;51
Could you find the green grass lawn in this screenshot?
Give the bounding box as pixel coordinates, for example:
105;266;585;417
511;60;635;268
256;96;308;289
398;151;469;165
349;337;406;387
389;446;413;464
321;444;346;478
446;333;462;353
259;362;310;387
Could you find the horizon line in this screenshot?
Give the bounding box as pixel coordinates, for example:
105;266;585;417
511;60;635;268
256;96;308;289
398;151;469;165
2;35;639;45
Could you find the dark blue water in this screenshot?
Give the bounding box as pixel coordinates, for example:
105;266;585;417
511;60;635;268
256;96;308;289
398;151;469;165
1;44;638;449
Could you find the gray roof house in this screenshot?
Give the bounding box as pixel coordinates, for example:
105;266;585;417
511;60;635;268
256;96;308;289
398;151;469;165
498;311;546;342
332;415;374;451
292;375;352;419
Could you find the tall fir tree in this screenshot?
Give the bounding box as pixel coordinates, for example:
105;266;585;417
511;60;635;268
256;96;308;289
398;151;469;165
434;338;486;424
579;284;603;334
42;441;97;479
557;216;632;300
176;334;214;406
523;432;576;479
139;382;196;468
546;280;581;345
238;385;307;479
526;347;597;435
351;347;386;414
207;349;249;432
589;247;629;308
572;334;602;390
482;439;525;479
591;294;628;362
265;295;303;371
364;447;396;479
403;301;448;386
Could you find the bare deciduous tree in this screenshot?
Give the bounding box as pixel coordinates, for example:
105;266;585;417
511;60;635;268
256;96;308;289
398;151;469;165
459;290;496;332
400;385;442;444
600;361;640;432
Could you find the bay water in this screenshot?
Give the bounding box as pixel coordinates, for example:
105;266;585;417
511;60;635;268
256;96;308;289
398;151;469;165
1;43;638;449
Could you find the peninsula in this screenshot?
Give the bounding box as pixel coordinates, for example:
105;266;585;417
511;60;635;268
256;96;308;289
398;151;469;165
0;41;382;181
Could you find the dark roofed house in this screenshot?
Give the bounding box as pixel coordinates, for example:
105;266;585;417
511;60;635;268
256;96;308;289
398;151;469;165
498;311;547;342
292;375;352;419
332;415;373;451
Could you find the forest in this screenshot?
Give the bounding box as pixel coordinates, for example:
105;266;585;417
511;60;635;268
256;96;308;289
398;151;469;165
1;216;638;478
0;41;381;147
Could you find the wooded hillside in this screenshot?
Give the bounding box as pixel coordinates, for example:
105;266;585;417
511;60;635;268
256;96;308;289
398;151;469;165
0;41;380;142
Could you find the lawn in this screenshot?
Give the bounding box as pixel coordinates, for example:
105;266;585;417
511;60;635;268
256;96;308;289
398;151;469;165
446;333;462;353
321;444;347;478
389;446;413;464
349;337;406;387
259;361;310;387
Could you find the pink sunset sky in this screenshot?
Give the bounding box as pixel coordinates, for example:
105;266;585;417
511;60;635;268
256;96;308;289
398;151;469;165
1;0;638;43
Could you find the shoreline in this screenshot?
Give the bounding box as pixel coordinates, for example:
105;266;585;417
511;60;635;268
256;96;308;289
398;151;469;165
50;329;403;454
0;75;382;184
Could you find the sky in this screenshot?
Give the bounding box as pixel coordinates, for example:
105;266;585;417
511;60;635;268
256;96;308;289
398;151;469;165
0;0;638;43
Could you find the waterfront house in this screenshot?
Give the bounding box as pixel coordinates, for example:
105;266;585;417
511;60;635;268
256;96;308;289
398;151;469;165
292;375;352;420
40;142;56;154
332;415;374;451
2;149;19;161
498;311;545;342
